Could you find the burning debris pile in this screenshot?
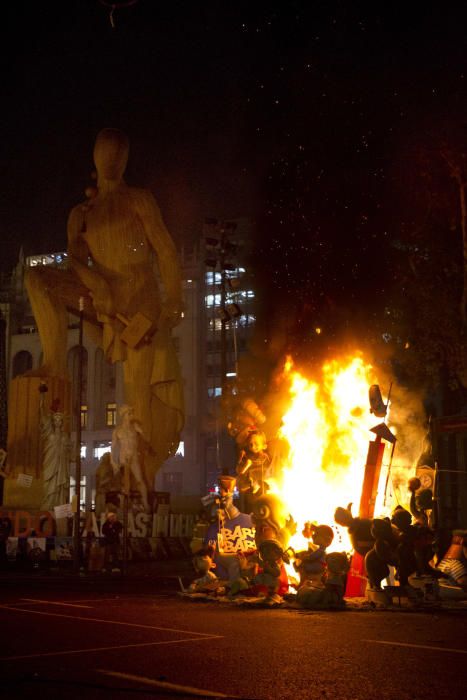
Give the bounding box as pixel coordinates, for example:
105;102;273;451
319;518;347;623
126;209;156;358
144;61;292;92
185;353;463;608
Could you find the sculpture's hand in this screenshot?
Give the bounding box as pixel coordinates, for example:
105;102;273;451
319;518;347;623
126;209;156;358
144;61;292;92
90;288;115;317
158;298;184;329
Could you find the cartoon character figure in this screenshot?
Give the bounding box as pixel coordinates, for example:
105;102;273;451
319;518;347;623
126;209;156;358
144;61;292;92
324;551;350;607
334;503;374;557
294;523;334;589
227;397;266;449
251;493;296;550
229;551;259;596
364;518;399;590
188;545;220;593
408;477;434;527
203;476;255;580
253;540;291;604
236;430;271;495
250;494;296;603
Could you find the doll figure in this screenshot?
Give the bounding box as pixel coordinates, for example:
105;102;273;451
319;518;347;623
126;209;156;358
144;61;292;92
188;545;220;593
236;430;271;495
324;552;350;606
294;523;334;589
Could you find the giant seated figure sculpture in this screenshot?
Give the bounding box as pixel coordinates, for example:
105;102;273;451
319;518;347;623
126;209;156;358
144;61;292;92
6;129;184;510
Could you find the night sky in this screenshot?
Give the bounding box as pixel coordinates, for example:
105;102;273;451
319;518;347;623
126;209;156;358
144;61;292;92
3;1;467;376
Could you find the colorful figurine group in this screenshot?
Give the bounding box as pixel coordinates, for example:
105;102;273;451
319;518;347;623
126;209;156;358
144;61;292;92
187;397;467;608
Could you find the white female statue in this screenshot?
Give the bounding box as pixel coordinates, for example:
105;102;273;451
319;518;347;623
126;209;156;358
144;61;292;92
39;384;71;510
111;405;149;512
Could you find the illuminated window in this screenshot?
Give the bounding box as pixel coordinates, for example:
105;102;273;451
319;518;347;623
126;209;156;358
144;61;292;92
106;402;117;427
80;444;86;459
80;405;88;429
175;441;185;457
205;293;222;307
205;271;222;284
208;387;222;397
208;318;223;331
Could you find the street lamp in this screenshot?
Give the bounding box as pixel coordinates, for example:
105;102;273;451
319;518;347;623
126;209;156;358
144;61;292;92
73;297;84;575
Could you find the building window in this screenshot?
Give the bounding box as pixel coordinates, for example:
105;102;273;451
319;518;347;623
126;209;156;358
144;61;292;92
205;271;222;285
175;441;184;457
80;444;86;459
80;405;88;429
106;402;117;427
208;387;222;398
208;318;223;331
205;293;222;307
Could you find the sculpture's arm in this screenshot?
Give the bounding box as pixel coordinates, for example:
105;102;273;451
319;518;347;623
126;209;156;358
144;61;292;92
67;207;115;316
133;190;184;328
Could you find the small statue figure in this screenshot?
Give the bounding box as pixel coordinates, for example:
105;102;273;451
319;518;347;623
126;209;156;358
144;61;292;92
229;551;259;596
408;477;434;528
250;493;296;603
251;493;296;551
227;397;266;449
364;518;400;590
188;545;220;593
294;523;334;589
111;405;150;512
323;552;350;608
334;503;374;557
236;430;271;495
204;476;255;581
39;383;71;511
390;507;418;586
253;540;290;604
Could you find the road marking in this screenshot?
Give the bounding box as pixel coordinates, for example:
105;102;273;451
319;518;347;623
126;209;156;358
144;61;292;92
0;635;222;661
20;598;92;609
0;604;218;637
363;639;467;655
99;670;239;698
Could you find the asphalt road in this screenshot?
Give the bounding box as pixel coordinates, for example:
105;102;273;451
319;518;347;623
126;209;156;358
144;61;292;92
0;585;466;700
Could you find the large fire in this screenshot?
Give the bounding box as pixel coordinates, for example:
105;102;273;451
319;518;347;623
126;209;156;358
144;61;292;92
273;354;391;553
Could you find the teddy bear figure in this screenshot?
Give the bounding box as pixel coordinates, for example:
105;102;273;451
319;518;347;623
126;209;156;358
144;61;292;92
364;518;399;591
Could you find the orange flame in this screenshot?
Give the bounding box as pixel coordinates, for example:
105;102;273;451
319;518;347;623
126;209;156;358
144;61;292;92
274;354;388;552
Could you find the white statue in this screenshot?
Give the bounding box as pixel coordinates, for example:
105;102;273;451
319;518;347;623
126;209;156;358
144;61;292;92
39;385;71;510
111;405;149;511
